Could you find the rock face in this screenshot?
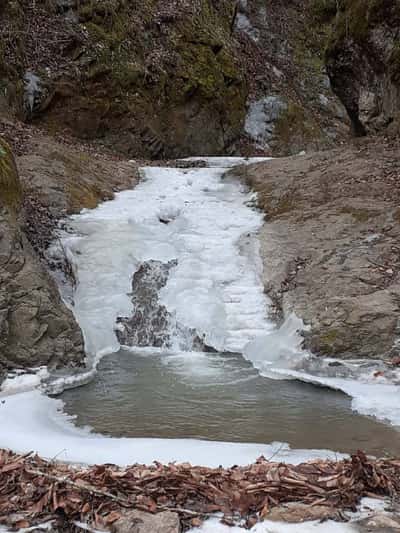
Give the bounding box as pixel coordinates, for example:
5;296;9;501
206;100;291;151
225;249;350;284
232;138;400;360
116;260;177;348
0;0;350;157
236;0;349;155
325;0;400;136
0;139;85;378
0;0;246;158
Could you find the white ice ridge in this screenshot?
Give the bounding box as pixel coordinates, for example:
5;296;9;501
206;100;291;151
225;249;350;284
0;390;344;468
60;160;274;358
244;314;400;427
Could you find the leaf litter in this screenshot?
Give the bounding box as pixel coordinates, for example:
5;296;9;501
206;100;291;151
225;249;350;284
0;449;399;531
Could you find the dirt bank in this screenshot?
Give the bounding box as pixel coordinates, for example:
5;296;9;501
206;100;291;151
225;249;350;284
232;137;400;360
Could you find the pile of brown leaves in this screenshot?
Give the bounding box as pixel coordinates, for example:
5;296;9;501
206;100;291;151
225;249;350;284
0;449;399;531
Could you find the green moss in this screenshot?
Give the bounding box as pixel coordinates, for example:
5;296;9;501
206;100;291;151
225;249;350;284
389;42;400;83
310;0;337;23
322;329;338;342
340;206;377;222
274;102;319;148
0;138;23;210
318;329;339;351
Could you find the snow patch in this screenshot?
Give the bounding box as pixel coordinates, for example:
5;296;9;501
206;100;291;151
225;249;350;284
189;518;357;533
236;13;260;42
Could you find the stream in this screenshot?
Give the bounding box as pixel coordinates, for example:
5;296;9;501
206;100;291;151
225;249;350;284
1;157;399;467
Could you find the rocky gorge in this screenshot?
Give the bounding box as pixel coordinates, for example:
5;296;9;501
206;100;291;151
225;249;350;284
0;0;400;532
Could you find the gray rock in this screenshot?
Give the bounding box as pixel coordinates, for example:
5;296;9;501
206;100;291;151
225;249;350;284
116;260;212;352
0;212;85;376
326;3;400;136
267;502;338;523
0;141;84;380
111;510;180;533
232;142;400;360
356;511;400;532
244;96;287;147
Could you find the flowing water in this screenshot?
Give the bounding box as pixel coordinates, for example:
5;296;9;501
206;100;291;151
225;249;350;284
44;158;400;460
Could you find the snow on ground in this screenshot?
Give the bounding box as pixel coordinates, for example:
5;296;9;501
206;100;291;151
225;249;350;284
0;367;49;395
188;498;387;533
189;518;357;533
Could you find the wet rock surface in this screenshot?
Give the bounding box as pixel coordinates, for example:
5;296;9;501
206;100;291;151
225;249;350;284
116;260;210;352
116;260;177;349
232;138;400;360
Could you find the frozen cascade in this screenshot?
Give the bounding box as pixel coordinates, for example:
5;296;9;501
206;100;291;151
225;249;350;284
59;159;274;361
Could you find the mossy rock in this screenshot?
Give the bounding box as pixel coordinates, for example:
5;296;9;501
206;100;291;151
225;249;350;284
389;42;400;83
328;0;400;51
310;0;338;23
274;102;321;153
0;138;22;210
340;206;377;222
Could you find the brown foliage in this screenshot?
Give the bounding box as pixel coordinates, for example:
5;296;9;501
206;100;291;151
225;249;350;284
0;449;399;530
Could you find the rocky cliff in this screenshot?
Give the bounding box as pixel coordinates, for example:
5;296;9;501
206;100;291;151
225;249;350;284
0;138;85;379
1;0;246;157
325;0;400;136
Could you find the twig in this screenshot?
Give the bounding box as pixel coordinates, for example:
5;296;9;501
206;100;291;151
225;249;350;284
24;468;131;507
